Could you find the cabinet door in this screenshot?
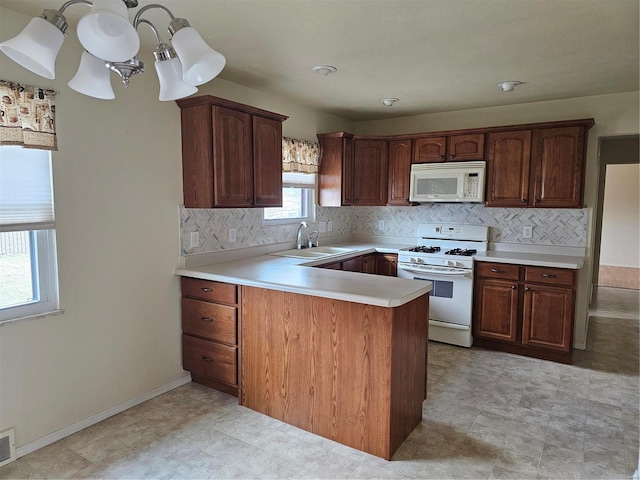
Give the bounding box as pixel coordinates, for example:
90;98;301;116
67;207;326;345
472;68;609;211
473;278;518;343
522;284;574;351
318;135;354;207
486;130;532;207
448;134;485;161
341;256;363;272
530;126;585;208
361;254;377;274
353;140;388;206
387;139;412;206
213;107;253;207
412;137;446;163
376;253;398;277
253;116;283;207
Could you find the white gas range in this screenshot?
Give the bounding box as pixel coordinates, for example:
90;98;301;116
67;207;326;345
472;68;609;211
397;224;489;347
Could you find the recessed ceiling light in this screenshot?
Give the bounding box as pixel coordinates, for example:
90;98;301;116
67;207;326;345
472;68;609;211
311;65;337;77
497;81;524;92
379;97;399;107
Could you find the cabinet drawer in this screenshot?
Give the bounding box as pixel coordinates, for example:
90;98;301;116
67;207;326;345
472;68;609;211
181;277;237;304
476;262;520;281
182;335;237;386
524;266;575;287
182;298;237;345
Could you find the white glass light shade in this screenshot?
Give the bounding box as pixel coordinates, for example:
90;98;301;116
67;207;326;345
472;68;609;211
155;57;198;101
68;51;115;100
171;27;225;86
0;17;64;79
76;0;140;62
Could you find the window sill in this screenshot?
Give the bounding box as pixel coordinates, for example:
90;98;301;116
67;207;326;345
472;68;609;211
0;309;65;327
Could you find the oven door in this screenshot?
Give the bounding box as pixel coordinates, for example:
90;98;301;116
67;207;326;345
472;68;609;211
397;264;473;327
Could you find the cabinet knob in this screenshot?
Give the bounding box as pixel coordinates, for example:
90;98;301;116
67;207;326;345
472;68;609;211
525;287;531;292
200;287;213;292
256;197;261;203
201;356;214;363
511;285;517;289
533;198;540;205
201;317;213;322
439;154;445;160
521;199;527;203
490;268;503;273
449;154;456;159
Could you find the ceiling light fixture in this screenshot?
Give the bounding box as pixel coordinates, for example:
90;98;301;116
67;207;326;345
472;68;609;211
0;0;225;101
497;81;524;92
379;97;399;107
311;65;337;77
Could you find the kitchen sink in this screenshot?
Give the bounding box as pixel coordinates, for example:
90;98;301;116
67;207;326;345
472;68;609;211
270;246;358;259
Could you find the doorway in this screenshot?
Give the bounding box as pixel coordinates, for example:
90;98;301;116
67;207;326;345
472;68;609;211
592;135;640;291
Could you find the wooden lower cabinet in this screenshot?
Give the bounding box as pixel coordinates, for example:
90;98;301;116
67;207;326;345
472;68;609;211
473;261;576;363
181;277;240;396
240;286;429;460
317;253;398;276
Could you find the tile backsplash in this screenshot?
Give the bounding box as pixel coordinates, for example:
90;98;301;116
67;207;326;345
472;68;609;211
180;204;588;255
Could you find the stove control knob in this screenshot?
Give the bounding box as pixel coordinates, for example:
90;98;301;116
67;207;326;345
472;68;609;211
411;257;423;264
447;260;454;267
456;261;463;267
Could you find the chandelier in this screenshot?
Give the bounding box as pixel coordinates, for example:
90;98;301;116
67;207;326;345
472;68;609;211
0;0;226;101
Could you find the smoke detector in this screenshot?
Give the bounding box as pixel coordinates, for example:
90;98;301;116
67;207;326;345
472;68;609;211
379;97;399;107
497;81;524;92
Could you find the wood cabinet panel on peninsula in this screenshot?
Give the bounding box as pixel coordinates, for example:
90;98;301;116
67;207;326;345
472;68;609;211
181;277;240;395
473;261;576;363
176;95;288;208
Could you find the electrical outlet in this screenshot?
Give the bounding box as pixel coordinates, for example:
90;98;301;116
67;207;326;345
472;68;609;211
378;220;385;231
327;221;333;232
523;225;533;239
318;222;326;233
189;231;199;248
228;228;237;243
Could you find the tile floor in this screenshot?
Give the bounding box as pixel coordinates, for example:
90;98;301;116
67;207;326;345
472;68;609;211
1;286;638;479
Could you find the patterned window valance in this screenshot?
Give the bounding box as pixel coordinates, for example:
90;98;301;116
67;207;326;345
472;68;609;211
282;137;319;174
0;80;57;151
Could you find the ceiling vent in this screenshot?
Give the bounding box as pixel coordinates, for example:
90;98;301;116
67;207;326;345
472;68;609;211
0;428;16;467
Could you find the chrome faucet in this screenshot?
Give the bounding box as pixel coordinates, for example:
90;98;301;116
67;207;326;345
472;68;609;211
296;221;309;249
308;231;319;248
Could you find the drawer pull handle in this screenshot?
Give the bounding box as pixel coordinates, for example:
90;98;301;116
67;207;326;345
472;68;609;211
490;268;503;273
541;273;556;278
201;317;213;322
200;287;213;292
202;356;214;363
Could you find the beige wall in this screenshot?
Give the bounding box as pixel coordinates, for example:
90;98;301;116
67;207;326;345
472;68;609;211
0;7;350;449
600;164;640;268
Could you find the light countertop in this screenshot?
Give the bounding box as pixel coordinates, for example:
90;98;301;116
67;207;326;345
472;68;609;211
474;251;584;269
176;242;431;308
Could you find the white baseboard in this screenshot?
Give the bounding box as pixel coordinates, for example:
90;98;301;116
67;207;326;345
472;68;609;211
16;373;192;459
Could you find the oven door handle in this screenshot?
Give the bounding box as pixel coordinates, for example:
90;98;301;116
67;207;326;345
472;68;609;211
398;266;471;277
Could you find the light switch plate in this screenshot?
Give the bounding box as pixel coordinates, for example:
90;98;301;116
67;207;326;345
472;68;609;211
228;228;237;243
523;225;533;239
327;221;333;232
378;220;385;231
319;222;326;233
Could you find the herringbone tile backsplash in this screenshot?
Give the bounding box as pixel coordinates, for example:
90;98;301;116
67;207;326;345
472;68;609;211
180;204;587;255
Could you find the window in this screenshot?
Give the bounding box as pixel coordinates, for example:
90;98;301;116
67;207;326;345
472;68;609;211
0;146;59;323
263;172;316;225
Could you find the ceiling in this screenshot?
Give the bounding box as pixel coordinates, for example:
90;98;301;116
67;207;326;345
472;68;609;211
1;0;638;121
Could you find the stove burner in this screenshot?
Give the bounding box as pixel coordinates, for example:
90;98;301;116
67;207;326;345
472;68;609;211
408;246;441;254
445;248;477;256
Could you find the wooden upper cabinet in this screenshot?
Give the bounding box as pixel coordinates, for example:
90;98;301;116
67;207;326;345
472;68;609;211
317;133;354;206
252;116;283;207
530;126;586;208
448;134;485;161
413;136;446;163
353;139;388;206
486;130;532;207
176;95;288;209
213;107;254;207
412;134;484;163
387;139;413;206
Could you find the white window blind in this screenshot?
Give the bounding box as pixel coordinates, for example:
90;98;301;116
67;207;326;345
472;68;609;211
0;146;54;232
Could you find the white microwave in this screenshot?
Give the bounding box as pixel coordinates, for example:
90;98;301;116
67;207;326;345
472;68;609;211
409;161;485;203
